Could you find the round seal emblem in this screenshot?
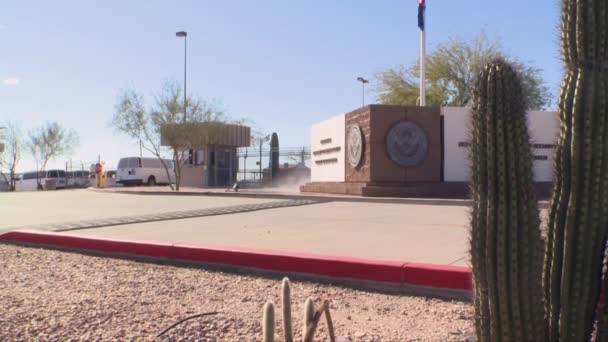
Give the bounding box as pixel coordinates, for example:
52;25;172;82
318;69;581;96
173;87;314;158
347;125;363;167
386;121;428;167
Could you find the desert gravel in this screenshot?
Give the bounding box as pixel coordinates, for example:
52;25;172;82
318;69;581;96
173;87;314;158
0;244;474;341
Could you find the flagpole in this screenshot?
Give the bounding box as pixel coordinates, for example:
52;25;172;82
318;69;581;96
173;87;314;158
420;9;426;107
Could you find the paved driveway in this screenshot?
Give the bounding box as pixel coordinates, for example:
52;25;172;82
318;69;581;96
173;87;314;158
74;201;471;266
2;190;473;266
0;190;276;231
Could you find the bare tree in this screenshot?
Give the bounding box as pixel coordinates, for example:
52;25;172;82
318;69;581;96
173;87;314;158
28;122;79;190
112;81;232;191
0;123;22;191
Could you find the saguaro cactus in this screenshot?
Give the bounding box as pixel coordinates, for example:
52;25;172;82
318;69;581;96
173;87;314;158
469;58;546;342
543;0;608;341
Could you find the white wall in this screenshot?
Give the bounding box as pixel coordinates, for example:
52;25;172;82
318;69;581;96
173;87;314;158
528;111;560;182
442;107;471;182
311;114;345;182
443;107;559;182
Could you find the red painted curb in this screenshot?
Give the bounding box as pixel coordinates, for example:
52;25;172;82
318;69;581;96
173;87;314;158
0;230;472;291
403;262;472;291
172;242;405;283
0;230;176;259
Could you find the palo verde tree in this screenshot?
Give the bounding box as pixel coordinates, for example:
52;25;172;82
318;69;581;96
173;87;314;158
375;31;552;110
28;122;79;189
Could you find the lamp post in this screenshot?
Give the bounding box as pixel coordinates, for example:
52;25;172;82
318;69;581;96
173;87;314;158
356;77;369;107
259;135;270;183
176;31;188;123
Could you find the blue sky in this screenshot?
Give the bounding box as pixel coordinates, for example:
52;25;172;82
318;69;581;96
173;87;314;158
1;1;562;172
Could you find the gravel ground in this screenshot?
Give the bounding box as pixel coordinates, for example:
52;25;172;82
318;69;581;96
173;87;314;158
0;244;474;341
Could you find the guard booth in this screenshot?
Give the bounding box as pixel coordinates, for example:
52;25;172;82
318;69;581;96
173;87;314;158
207;146;238;187
161;122;250;188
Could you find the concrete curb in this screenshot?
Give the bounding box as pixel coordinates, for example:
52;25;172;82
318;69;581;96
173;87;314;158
0;230;472;293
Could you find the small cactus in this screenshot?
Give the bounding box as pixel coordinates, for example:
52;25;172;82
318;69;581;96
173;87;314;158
261;280;335;342
282;277;294;342
263;301;275;342
303;297;315;337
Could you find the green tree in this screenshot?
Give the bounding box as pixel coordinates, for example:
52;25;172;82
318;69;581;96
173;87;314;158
28;122;79;190
375;32;552;110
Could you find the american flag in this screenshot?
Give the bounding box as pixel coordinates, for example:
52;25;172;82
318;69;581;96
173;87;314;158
418;0;426;31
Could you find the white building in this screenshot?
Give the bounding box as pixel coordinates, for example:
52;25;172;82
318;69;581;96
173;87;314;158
308;106;558;186
442;107;558;182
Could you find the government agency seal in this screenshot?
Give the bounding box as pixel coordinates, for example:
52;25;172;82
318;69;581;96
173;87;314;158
386;121;428;167
347;125;363;167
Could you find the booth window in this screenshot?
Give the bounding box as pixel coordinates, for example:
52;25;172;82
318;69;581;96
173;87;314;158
195;150;205;165
188;149;194;165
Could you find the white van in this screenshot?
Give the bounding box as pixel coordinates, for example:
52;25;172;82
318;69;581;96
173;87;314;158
19;169;67;191
116;157;175;186
67;170;90;188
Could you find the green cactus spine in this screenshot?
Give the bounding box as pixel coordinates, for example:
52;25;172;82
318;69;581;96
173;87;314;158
281;277;294;342
470;58;546;342
543;0;608;340
263;301;275;342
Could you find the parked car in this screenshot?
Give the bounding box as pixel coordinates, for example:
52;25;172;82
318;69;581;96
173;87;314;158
18;169;67;191
116;157;175;186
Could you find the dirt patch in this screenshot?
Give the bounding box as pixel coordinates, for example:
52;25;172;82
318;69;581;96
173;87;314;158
0;244;474;341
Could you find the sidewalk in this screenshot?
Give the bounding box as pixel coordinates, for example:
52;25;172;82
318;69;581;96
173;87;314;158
70;200;470;266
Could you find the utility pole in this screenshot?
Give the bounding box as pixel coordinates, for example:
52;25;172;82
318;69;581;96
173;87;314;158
243;150;248;182
259;140;263;181
418;0;427;106
258;135;269;183
176;31;188;122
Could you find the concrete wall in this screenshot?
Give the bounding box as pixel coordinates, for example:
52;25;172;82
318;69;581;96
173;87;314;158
442;107;559;182
343;105;441;183
311;114;346;182
180;164;205;187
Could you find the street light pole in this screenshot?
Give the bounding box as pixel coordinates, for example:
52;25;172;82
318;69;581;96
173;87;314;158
258;135;269;183
356;77;369;107
176;31;188;123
